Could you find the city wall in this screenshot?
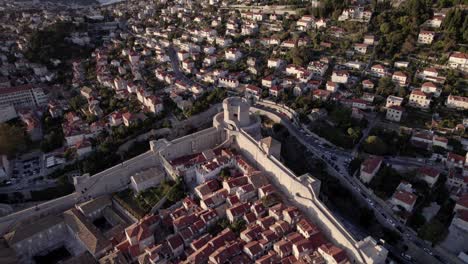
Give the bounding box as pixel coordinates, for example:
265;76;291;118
0;150;160;235
0;193;79;235
234;129;367;263
157;127;224;162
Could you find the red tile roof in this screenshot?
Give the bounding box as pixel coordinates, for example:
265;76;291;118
393;190;417;206
319;243;348;263
457;194;468;209
417;166;440;178
361;156;383;174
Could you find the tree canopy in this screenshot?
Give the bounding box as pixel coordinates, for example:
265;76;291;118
362;135;388;155
0;123;27;157
25;22;92;65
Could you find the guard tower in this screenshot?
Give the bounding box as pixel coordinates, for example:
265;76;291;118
222;97;251;129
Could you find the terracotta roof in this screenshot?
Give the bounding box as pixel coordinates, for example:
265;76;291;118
191;233;212;251
244;241;262;256
451;51;468;59
457;194;468;209
393;190;417;206
361;156;383;174
418;166;440;178
448;152;465;164
319;243;348;263
457;209;468;222
296;218;319;237
166;234;183;251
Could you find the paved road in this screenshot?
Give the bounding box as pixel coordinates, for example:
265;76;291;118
166;45;208;90
0;180;57;193
254;103;446;264
351;112;378;156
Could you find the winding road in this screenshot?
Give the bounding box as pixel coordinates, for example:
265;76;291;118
253;102;451;264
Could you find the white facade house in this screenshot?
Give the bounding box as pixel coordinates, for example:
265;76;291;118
385;95;403;108
421;82;441;97
331;70;349;84
267;59;285;69
386;106;403;122
447;95;468;110
354;43;368;54
225;48;242;61
391;190;417;212
360;156;383;183
326;81;339;93
218;77;239;89
391;71;408;86
448;52;468;71
417;30;435;44
370;65;386;78
409;89;431;109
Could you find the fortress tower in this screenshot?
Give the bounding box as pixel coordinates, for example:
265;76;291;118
222;97;251;128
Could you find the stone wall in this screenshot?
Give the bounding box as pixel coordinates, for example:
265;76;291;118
157;127;224;161
233;129;367;263
256;100;298;120
75;151;159;199
0;150;160;235
0;193;79;236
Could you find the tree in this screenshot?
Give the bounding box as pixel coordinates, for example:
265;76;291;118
0;124;27;156
166;181;185;203
64;148;76;161
272;123;285;133
397;87;407;97
376;77;396;97
362;135;388;155
69;96;86;112
347;127;361;144
382;228;401;245
220;168;231;180
330;107;352;128
380;23;390;34
162;119;171;128
418;220;448;244
41;131;64;152
408;212;426;229
229;220;246;235
401;35;416;55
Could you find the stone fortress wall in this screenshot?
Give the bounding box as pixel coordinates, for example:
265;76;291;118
0;97;377;264
233;129;366;263
0;150;159;235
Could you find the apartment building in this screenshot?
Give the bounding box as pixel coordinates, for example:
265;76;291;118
0;84;48;109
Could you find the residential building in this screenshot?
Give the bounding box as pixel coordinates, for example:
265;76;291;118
385;95;403;108
331;70;349;84
386;106;404;122
391;71;408;86
421;82;441;97
0;84;48;109
448;52;468;71
409;89;431;109
447;95;468;110
370;65;386;78
326;81;339;93
417;30;435;44
417;166;440;188
391;189;417;212
360;156;383;183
